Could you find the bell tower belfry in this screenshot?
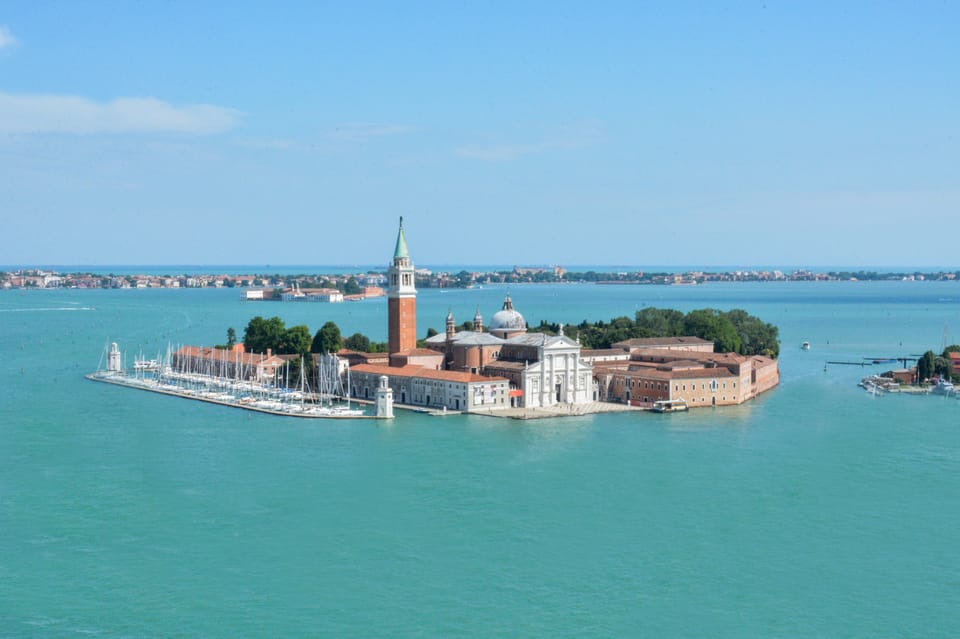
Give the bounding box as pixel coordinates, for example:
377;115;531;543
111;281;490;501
388;216;417;357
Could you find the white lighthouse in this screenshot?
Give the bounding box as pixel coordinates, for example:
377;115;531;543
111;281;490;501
107;342;122;372
375;375;394;419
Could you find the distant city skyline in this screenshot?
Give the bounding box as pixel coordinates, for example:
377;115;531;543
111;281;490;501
1;2;958;266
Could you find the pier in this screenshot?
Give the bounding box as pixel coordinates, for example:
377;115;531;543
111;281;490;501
86;371;378;419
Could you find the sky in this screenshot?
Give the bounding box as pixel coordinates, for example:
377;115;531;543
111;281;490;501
1;2;958;267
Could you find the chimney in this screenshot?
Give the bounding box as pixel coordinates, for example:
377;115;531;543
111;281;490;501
266;348;272;357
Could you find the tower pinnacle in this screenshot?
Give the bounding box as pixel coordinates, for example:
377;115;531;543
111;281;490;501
394;216;409;260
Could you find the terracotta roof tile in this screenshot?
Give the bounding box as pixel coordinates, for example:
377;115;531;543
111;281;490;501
352;363;506;384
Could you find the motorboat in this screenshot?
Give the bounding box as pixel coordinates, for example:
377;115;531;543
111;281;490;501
931;376;956;396
651;399;689;413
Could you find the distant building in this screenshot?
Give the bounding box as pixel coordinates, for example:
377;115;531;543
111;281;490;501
611;336;715;353
280;284;344;302
244;289;266;301
594;348;779;408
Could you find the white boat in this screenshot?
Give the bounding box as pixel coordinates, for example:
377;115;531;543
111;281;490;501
801;341;811;351
651;399;688;413
931;376;956;396
134;356;160;370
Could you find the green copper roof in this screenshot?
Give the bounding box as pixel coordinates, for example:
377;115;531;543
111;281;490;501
393;216;409;259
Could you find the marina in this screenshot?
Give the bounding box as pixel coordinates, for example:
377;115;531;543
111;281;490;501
88;342;373;419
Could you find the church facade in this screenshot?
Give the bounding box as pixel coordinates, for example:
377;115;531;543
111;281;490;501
425;294;595;409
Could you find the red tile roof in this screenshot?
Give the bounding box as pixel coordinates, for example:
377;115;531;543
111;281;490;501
174;345;283;367
352;363;505;384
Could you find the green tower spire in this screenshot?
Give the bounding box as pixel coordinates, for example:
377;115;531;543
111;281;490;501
393;216;409;259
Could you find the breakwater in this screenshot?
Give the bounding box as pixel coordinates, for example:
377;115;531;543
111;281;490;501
86;371;376;419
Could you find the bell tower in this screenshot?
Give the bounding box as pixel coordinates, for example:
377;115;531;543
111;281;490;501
388;216;417;357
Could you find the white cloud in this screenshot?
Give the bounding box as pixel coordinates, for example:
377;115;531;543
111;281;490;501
0;93;241;134
455;142;546;161
456;119;604;161
0;25;16;49
236;137;297;150
327;122;416;141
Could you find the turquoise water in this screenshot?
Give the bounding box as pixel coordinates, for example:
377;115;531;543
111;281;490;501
2;282;959;636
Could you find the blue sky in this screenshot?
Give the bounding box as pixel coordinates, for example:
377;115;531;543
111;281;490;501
1;2;958;267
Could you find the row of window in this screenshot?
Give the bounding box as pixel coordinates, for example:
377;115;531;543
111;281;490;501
676;381;736;391
623;379;738;392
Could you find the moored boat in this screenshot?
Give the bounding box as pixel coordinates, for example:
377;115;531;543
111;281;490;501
651;399;688;413
931;376;956;396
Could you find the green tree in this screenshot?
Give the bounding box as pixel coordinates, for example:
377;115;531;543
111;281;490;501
934;356;953;379
684;309;742;353
280;325;312;355
343;332;371;352
243;316;287;354
226;327;237;349
918;350;937;381
343;276;362;295
722;309;780;358
635;308;685;336
312;321;343;354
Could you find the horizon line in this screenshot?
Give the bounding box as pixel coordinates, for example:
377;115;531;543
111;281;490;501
4;263;960;271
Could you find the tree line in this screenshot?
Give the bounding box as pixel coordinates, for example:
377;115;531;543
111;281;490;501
917;345;959;383
230;306;779;373
527;307;780;357
231;316;388;357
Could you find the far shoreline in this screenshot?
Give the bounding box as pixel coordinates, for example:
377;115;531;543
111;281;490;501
4;266;959;292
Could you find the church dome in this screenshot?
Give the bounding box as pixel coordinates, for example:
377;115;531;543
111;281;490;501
488;294;526;331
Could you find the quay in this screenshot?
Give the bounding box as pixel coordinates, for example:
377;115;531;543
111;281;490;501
86;372;378;420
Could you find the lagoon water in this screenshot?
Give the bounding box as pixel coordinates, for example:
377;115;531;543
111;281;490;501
2;281;959;636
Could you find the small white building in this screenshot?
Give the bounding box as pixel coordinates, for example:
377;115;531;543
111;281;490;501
244;289;265;301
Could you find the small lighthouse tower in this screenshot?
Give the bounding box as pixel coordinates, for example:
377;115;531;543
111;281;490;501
375;375;394;419
108;342;122;372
